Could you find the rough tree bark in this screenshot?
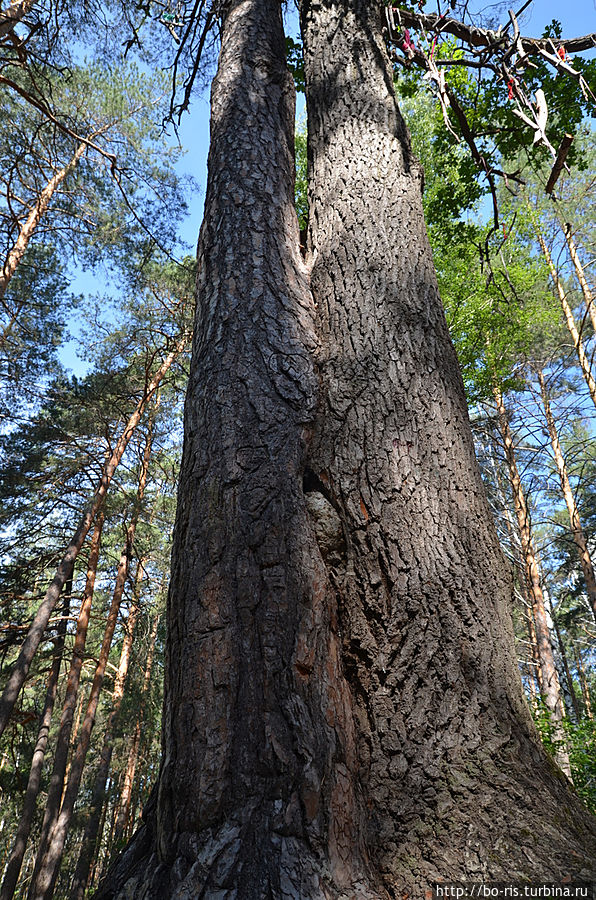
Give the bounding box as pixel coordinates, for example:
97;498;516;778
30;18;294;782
98;0;596;897
299;0;593;886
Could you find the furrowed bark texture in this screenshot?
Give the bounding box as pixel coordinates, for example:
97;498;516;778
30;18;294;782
99;0;596;896
97;0;378;896
300;0;595;891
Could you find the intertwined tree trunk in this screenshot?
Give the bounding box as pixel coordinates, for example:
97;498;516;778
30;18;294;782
300;0;592;886
98;1;596;897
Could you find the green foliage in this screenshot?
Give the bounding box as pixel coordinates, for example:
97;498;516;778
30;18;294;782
295;121;308;231
533;703;596;813
286;35;305;93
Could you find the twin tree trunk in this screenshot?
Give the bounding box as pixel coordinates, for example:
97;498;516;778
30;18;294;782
98;1;596;897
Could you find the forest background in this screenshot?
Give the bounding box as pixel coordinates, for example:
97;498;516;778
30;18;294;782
0;0;595;896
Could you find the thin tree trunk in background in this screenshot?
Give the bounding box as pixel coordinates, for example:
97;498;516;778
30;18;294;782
523;591;543;698
562;222;596;335
0;336;186;739
575;647;593;719
537;369;596;623
28;514;104;894
28;536;133;900
0;141;87;309
29;423;153;900
113;613;159;847
533;222;596;409
549;599;582;722
0;582;70;900
493;386;570;773
69;600;140;900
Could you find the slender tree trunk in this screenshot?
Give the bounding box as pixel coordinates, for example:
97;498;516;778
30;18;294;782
27;514;104;892
29;423;153;900
533;220;596;409
549;600;582;722
493;386;570;771
0;141;87;306
69;600;140;900
97;1;596;895
0;335;186;738
562;221;596;335
28;535;133;899
575;647;594;719
0;582;70;900
537;368;596;622
113;613;159;847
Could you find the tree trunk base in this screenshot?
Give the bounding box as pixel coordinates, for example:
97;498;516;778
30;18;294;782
97;745;596;900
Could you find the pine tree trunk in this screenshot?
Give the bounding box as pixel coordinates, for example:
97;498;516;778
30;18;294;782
0;583;70;900
112;613;159;847
493;386;570;772
575;647;594;720
548;599;582;722
29;424;153;899
96;0;379;895
97;0;596;895
298;0;592;886
562;222;596;336
69;594;141;900
533;221;596;409
537;368;596;622
0;141;87;306
28;532;134;900
0;336;185;738
27;514;104;893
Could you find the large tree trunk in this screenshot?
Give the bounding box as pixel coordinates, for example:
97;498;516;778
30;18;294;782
98;0;596;896
297;0;595;888
97;0;378;896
